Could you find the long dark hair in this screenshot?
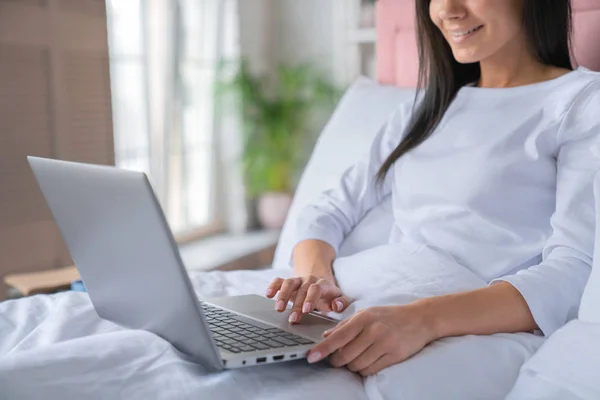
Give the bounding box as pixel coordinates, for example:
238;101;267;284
376;0;573;182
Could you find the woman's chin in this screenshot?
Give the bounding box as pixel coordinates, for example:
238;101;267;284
450;49;483;64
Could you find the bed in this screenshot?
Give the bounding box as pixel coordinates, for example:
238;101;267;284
2;1;600;399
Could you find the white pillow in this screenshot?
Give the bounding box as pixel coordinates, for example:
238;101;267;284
578;171;600;322
272;77;415;268
505;320;600;400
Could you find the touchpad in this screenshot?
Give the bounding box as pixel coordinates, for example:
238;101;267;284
206;294;339;341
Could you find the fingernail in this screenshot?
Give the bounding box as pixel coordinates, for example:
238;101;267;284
276;300;285;311
302;302;312;313
335;300;344;312
307;352;322;364
289;312;298;323
323;329;331;337
266;289;274;297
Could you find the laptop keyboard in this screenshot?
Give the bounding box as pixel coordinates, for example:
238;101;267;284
201;303;315;354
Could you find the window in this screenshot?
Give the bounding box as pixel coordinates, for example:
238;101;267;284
106;0;239;239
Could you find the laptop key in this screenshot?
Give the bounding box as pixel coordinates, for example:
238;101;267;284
237;325;255;331
261;340;285;348
280;333;308;341
293;337;314;345
251;343;269;350
270;337;298;346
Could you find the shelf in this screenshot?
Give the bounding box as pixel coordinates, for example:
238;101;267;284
347;28;377;44
180;230;280;272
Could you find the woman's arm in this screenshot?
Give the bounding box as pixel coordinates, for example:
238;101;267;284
306;282;536;376
266;104;413;320
292;239;337;282
267;102;416;321
489;82;600;336
422;282;536;339
287;102;413;270
305;283;537;376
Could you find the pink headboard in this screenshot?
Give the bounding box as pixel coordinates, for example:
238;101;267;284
377;0;600;87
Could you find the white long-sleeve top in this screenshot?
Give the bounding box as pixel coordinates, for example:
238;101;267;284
293;68;600;337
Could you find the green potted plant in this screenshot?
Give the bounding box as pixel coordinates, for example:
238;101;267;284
219;60;338;229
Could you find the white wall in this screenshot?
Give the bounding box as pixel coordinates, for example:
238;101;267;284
238;0;276;75
274;0;337;79
238;0;345;81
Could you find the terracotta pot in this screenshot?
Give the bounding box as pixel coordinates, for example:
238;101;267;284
257;192;294;229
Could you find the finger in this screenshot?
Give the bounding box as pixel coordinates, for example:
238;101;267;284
301;283;324;314
307;316;364;364
315;298;333;312
359;354;395;377
330;295;352;313
276;279;302;312
323;315;353;337
289;282;313;323
265;278;285;298
329;329;377;368
346;343;386;373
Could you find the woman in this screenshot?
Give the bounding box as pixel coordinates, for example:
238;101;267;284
266;0;600;377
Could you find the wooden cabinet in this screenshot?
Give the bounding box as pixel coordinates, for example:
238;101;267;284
0;0;113;300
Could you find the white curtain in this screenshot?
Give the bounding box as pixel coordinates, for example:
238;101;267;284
107;0;246;235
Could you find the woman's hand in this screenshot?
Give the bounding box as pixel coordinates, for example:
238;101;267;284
306;303;437;376
266;275;353;323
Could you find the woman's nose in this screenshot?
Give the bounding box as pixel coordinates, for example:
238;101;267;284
435;0;467;21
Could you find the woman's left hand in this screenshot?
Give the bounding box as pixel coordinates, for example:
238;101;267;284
306;303;437;376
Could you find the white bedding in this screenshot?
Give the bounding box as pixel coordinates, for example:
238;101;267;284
506;320;600;400
0;245;545;400
0;268;366;400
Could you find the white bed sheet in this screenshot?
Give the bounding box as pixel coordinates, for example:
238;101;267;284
0;244;545;400
0;268;366;400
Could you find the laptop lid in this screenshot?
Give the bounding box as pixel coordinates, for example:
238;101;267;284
27;156;223;370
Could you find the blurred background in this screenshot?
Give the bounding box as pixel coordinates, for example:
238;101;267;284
0;0;379;300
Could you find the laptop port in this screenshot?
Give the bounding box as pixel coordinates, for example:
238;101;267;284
290;354;297;359
273;355;284;361
257;357;267;364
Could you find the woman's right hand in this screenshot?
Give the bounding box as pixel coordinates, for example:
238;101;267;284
266;275;352;324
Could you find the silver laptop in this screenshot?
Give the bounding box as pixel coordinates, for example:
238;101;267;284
27;156;337;371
